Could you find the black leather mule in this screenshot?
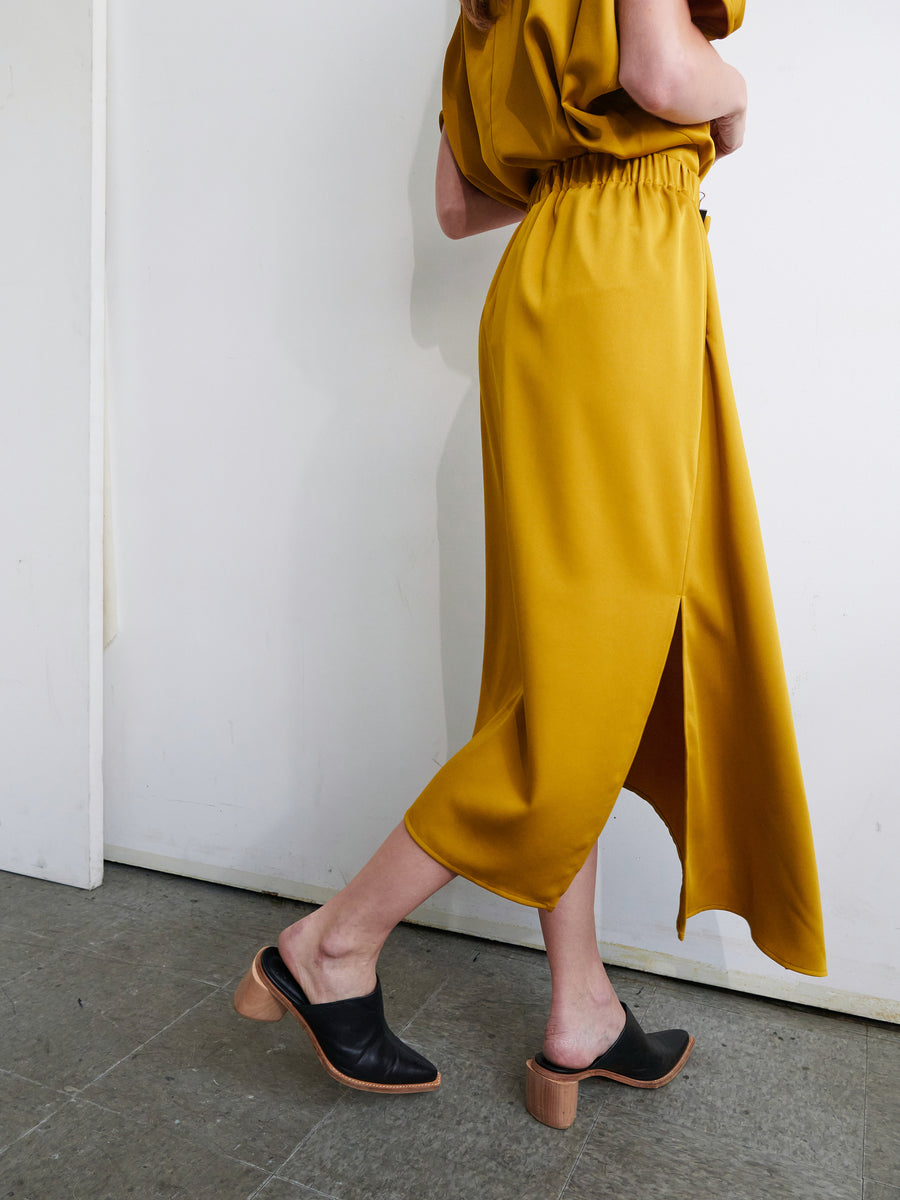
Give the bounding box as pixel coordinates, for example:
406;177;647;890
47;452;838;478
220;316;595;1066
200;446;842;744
525;1003;693;1127
234;945;440;1093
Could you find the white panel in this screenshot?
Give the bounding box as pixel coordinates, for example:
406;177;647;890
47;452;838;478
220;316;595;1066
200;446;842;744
105;0;899;1018
0;2;105;887
104;0;492;881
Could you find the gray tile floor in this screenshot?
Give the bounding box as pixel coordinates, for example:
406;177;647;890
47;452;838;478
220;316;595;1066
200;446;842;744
0;863;897;1200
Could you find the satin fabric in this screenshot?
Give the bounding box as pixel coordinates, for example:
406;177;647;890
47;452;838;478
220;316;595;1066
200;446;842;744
405;0;826;978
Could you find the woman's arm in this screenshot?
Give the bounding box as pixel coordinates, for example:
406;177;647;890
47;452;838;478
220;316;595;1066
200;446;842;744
435;127;525;239
617;0;747;154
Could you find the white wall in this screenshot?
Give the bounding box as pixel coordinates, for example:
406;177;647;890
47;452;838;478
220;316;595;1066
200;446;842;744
0;1;105;887
103;1;899;1019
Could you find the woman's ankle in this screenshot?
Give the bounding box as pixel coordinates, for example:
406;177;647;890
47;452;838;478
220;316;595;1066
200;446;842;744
283;905;386;963
277;913;381;1003
542;991;626;1069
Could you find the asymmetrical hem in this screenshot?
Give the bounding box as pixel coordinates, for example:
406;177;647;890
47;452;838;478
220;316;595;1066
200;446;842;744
405;0;826;979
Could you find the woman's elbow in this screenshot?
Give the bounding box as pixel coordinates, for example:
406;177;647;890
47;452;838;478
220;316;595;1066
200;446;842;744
618;55;689;120
620;77;676;119
435;131;471;238
436;194;469;239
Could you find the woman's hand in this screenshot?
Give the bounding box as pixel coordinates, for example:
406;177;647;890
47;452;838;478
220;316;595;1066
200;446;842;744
711;108;746;157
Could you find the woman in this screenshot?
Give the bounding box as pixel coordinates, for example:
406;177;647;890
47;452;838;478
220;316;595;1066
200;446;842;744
234;0;826;1128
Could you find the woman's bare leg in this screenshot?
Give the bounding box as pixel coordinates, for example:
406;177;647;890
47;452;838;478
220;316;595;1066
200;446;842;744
277;822;455;1004
277;821;622;1069
539;843;626;1068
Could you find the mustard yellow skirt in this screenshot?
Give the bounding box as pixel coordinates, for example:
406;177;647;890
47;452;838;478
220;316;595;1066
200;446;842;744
405;149;826;977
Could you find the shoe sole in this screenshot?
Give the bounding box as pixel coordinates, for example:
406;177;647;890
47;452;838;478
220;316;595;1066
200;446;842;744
525;1036;694;1128
234;947;441;1094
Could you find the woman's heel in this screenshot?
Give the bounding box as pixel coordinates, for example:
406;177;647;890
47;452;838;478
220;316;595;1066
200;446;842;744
525;1059;579;1129
233;952;288;1022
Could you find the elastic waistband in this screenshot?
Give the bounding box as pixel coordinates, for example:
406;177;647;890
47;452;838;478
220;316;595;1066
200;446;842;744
529;149;701;209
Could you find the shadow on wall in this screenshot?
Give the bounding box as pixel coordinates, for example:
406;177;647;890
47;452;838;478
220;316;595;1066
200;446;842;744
406;5;513;759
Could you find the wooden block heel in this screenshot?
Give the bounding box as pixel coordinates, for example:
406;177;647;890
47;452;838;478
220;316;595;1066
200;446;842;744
526;1059;579;1129
526;1005;694;1128
233;956;288;1022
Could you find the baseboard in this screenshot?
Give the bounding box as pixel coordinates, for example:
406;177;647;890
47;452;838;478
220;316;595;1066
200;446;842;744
104;845;899;1025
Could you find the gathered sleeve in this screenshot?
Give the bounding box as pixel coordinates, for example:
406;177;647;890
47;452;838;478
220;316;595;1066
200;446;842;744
439;0;748;204
440;20;535;211
689;0;746;39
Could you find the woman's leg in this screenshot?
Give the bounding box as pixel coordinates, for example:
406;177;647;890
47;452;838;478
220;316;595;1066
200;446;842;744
276;823;623;1069
539;843;626;1068
277;821;455;1003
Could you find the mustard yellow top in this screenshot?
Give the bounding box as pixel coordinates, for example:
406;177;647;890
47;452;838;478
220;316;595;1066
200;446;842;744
441;0;746;208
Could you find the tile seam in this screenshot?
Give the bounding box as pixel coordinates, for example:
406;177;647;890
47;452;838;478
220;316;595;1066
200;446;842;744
0;1093;76;1159
264;1092;351;1188
0;1064;72;1094
861;1179;900;1196
555;1096;608;1200
76;983;225;1091
397;974;450;1035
